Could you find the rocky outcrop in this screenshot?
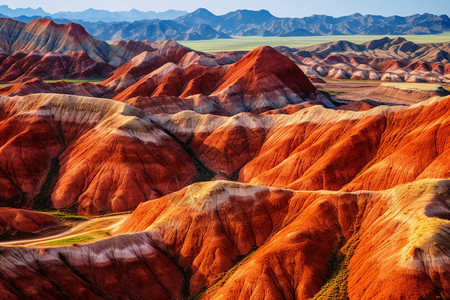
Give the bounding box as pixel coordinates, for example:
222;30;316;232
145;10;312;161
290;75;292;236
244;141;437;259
281;37;450;83
0;94;197;214
297;37;450;63
0;208;60;239
1;93;449;214
114;46;333;115
102;40;194;93
0;78;111;98
151;95;450;189
0;18;155;66
374;83;450;103
1;179;448;299
0;233;185;299
0;51;113;82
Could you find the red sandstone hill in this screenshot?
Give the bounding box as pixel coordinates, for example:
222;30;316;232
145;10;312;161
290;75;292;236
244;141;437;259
0;207;60;239
148;95;450;186
282;50;449;83
279;37;450;83
0;78;111;98
297;37;450;63
0;179;448;299
101;40;194;93
0;94;198;214
0;93;449;214
0;45;335;116
0;18;152;66
0;50;113;82
114;46;335;114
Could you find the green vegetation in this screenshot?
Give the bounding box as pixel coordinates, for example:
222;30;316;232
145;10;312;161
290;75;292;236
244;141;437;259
179;32;450;53
190;249;256;300
320;89;342;96
0;78;105;89
93;230;110;237
381;82;447;91
45;211;87;221
312;235;360;300
325;79;381;84
96;211;133;217
43;78;105;83
41;235;94;246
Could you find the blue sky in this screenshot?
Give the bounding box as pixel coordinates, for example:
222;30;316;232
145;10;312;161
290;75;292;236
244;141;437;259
3;0;450;17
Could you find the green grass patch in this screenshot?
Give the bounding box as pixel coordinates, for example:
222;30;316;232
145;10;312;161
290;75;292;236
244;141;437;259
45;212;87;222
325;79;381;84
95;211;133;217
41;235;94;246
320;89;342;96
93;230;110;237
312;235;360;300
381;82;446;91
179;32;450;53
44;78;105;83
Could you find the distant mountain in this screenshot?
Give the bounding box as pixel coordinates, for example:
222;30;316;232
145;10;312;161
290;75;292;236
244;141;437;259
0;5;186;22
53;8;187;22
82;20;231;41
0;5;47;17
176;9;450;36
1;7;449;41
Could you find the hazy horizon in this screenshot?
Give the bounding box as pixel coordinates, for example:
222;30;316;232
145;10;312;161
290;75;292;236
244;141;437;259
2;0;449;18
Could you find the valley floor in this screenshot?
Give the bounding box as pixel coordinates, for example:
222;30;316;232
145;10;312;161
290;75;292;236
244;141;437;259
180;32;450;53
0;214;130;247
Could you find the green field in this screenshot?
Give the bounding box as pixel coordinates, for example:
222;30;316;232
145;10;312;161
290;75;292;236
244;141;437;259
0;78;105;88
179;32;450;53
41;235;95;246
43;78;105;83
381;82;450;91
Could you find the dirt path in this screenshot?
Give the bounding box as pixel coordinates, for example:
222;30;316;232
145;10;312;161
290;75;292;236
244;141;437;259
0;214;130;247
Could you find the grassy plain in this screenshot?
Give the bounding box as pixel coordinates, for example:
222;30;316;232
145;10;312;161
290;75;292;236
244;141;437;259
43;78;105;83
179;32;450;53
381;82;450;91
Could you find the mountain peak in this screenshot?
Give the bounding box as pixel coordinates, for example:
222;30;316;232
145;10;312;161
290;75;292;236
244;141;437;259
28;18;56;27
215;45;316;98
191;8;215;17
26;18;90;39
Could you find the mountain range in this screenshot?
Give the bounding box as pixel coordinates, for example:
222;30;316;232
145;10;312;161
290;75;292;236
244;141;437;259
1;7;449;41
0;17;448;86
0;5;186;22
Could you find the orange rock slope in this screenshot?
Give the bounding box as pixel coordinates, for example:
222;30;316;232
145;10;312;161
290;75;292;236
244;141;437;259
0;93;449;214
0;29;448;299
0;179;448;299
149;95;450;186
0;94;198;214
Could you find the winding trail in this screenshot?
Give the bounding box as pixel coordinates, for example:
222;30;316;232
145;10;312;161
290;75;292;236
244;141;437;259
0;214;130;247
